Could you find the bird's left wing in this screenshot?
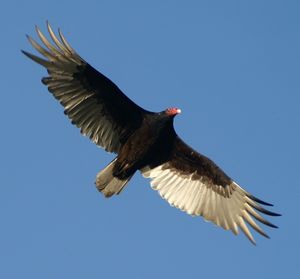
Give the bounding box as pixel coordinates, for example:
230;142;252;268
142;136;280;244
22;23;150;153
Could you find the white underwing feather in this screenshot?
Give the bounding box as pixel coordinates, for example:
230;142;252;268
141;162;275;243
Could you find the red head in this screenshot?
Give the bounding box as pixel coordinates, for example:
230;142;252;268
165;107;182;116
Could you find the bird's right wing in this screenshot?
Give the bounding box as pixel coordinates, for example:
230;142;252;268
22;23;151;153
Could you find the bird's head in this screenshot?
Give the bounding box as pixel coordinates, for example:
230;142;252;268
155;107;181;129
164;107;182;117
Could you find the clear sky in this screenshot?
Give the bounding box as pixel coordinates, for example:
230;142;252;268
1;1;299;278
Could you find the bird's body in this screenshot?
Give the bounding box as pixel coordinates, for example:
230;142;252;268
23;23;280;244
97;110;179;196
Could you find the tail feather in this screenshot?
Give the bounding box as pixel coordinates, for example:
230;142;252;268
95;158;133;198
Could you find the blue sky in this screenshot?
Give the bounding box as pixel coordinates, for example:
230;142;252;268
1;1;299;278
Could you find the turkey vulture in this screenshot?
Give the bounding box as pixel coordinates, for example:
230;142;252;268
22;23;280;244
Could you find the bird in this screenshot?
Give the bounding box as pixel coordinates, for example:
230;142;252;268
22;22;280;245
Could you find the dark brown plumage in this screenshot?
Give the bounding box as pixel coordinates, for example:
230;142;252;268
23;22;280;244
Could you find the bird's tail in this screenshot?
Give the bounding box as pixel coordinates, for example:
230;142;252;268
95;158;133;198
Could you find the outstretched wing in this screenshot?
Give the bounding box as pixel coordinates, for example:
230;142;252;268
142;136;280;244
22;22;150;153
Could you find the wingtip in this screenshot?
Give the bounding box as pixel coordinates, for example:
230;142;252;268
21;49;34;61
46;20;53;31
264;210;281;217
21;49;28;58
21;49;29;56
247;194;274;206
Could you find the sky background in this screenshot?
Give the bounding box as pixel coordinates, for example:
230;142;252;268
1;1;299;278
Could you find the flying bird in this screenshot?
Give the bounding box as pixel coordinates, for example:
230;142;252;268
22;23;280;244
